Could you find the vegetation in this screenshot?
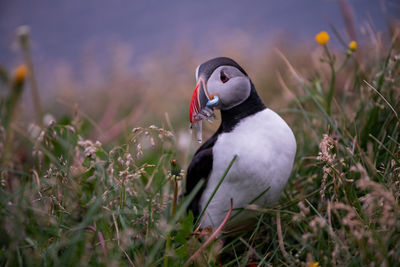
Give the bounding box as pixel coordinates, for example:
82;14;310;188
0;22;399;266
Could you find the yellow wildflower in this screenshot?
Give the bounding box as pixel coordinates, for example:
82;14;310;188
308;262;320;267
315;31;330;45
349;41;357;51
14;64;28;84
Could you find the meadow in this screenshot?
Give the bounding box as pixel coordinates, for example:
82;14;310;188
1;23;399;266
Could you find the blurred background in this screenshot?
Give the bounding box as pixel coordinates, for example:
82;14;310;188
1;0;399;148
2;2;400;265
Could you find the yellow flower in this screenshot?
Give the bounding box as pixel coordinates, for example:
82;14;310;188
308;262;320;267
14;64;28;84
349;41;357;51
315;31;330;45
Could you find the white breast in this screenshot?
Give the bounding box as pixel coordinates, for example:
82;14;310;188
199;108;296;228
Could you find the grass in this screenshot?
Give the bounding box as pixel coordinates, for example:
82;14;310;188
1;22;400;266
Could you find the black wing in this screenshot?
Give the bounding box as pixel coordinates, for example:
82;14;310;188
185;132;219;219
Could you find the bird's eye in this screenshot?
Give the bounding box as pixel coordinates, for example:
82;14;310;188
220;71;229;83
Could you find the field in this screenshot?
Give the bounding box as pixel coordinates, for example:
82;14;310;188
1;23;400;266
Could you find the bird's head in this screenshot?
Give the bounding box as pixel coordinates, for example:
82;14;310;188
189;57;252;124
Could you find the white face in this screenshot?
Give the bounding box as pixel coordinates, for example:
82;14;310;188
206;66;251;110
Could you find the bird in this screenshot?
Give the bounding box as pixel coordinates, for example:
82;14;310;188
185;57;296;229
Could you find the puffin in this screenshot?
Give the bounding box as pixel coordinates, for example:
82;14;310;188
186;57;296;229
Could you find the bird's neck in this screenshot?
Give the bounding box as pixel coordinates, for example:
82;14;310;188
219;83;266;133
